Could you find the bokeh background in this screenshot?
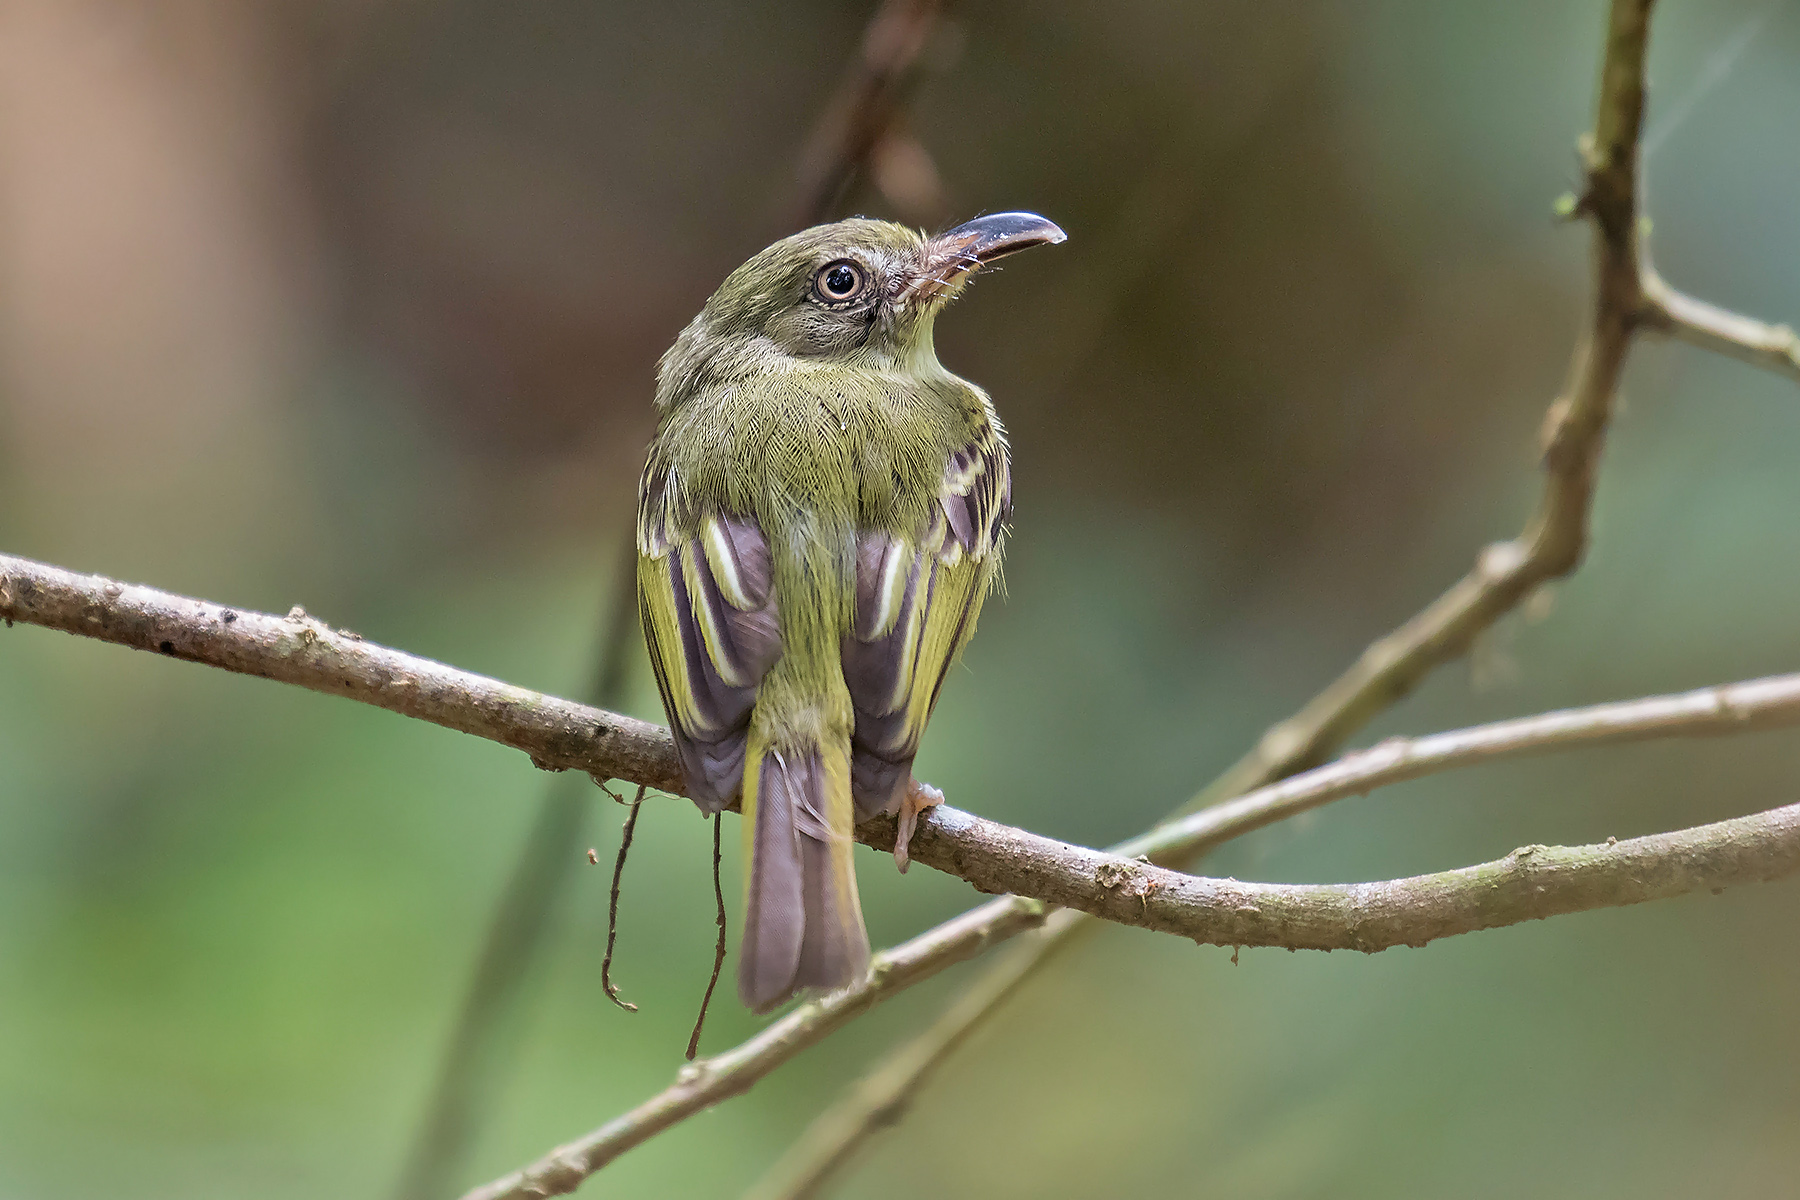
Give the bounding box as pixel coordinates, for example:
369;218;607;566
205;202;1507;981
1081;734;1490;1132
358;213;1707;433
3;2;1799;1197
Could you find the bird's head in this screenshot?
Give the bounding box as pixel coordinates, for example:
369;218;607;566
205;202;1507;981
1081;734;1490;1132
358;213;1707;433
657;212;1065;405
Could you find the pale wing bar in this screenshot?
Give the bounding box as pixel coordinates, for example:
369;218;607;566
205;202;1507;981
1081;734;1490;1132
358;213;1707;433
639;468;781;811
843;433;1010;818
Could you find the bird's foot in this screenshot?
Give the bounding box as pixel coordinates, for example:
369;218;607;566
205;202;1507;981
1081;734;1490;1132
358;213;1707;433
894;778;944;874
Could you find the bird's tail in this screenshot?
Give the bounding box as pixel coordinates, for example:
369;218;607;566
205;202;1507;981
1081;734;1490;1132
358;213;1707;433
737;731;868;1013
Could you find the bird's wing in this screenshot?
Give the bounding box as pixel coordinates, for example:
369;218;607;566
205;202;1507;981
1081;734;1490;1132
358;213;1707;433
843;425;1010;817
637;449;782;811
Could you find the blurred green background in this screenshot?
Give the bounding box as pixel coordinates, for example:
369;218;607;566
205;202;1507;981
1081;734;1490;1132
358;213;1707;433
3;2;1799;1197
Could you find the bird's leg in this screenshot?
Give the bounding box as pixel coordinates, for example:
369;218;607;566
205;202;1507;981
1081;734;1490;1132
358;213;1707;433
893;777;944;874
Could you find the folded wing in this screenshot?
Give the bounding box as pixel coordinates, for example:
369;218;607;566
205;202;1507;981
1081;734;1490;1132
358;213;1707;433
638;455;782;811
843;427;1010;817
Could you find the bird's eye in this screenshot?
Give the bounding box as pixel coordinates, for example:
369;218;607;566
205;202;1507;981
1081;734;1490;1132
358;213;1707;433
815;260;866;304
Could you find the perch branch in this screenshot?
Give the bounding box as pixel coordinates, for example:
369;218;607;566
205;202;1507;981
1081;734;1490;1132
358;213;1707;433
18;547;1800;933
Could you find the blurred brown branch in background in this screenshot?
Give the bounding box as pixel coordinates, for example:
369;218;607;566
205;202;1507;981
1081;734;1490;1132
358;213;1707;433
789;0;956;230
390;539;642;1200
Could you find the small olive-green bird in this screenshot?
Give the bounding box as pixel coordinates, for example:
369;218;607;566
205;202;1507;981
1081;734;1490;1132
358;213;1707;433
637;212;1065;1012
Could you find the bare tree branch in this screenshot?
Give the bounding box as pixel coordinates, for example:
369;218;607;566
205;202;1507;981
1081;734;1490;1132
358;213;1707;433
883;801;1800;950
17;527;1790;1194
16;559;1800;1197
740;931;1050;1200
1639;264;1800;384
1124;673;1800;863
749;686;1800;1200
0;551;685;792
456;893;1050;1200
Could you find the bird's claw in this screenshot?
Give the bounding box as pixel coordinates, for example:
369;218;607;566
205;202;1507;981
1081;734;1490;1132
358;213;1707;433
894;778;944;874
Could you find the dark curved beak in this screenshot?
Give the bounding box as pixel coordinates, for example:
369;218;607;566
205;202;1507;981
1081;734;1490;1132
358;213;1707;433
939;211;1068;263
907;211;1066;303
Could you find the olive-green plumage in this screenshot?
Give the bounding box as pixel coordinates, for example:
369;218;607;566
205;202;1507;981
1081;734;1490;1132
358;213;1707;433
637;212;1064;1011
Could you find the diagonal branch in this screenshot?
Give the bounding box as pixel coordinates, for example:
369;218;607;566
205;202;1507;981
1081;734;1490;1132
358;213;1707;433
464;662;1800;1200
958;803;1800;953
1190;0;1650;814
18;523;1792;1190
1638;264;1800;384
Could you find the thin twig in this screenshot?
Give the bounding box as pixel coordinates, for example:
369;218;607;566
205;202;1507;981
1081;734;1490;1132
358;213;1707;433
461;896;1052;1200
686;813;728;1061
890;672;1800;894
740;927;1051;1200
1638;264;1800;384
603;785;647;1014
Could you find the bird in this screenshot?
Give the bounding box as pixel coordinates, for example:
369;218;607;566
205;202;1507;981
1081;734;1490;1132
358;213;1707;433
637;211;1065;1012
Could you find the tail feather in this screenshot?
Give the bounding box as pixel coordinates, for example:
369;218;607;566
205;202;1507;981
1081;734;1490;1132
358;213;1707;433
739;740;868;1013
